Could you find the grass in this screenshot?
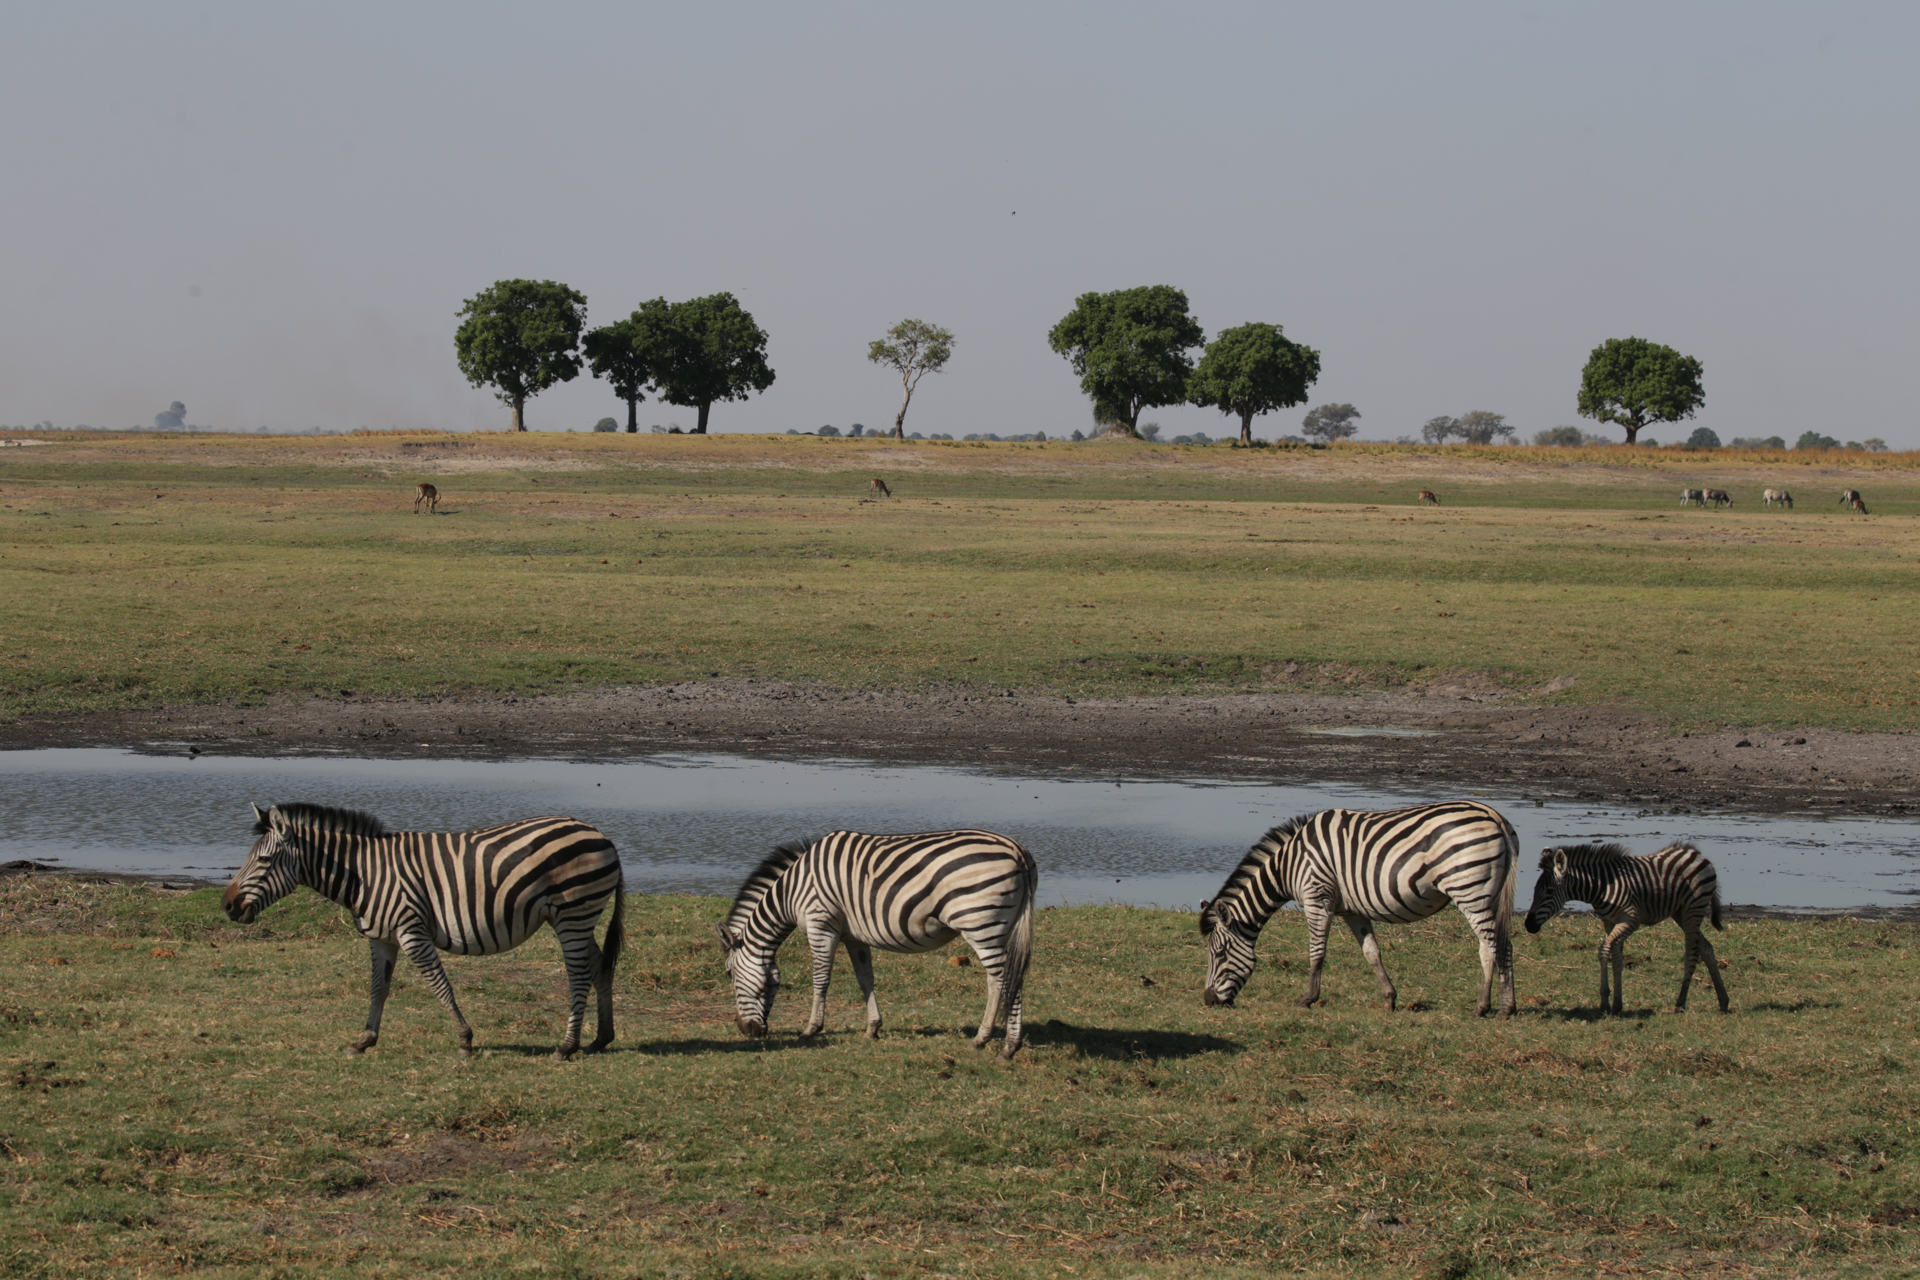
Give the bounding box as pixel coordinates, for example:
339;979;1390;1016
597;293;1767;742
2;874;1917;1277
3;431;1917;730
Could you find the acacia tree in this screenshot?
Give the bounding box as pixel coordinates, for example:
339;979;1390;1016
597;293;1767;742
630;293;774;434
1453;410;1515;444
1301;402;1361;442
1048;285;1204;438
1577;336;1704;445
454;279;588;432
582;317;652;432
867;319;955;438
1421;415;1459;443
1186;322;1321;445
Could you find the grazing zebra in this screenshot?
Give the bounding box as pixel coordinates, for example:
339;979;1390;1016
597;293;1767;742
716;829;1036;1059
870;477;892;499
1705;488;1733;508
414;482;439;514
1764;488;1793;509
1524;842;1729;1014
1418;489;1441;505
1680;488;1705;507
1199;802;1519;1017
222;803;624;1059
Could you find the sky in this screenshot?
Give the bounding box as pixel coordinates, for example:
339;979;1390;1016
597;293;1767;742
3;2;1916;445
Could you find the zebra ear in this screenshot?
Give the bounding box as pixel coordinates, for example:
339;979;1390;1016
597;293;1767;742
1198;899;1216;934
1552;849;1570;879
714;920;737;951
251;802;268;830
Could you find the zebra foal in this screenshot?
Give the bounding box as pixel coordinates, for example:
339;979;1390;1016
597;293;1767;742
222;803;625;1059
1200;802;1519;1017
716;829;1037;1059
1524;842;1728;1014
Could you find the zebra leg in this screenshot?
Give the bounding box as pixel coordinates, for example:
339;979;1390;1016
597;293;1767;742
847;943;882;1039
1697;933;1731;1012
350;937;400;1054
1341;915;1397;1010
552;925;599;1062
1598;922;1635;1015
798;928;839;1040
397;930;475;1057
1297;901;1335;1007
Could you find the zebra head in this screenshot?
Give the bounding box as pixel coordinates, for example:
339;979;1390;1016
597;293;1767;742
1198;897;1259;1007
1524;847;1574;934
222;803;302;924
715;921;781;1038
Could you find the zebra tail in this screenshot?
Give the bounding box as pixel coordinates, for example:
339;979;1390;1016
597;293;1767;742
1710;887;1724;933
1006;863;1037;994
1495;813;1520;933
597;880;626;980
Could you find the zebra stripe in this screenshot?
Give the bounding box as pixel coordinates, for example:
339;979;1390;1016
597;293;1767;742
222;802;624;1059
1199;802;1519;1017
717;829;1037;1059
1524;842;1729;1014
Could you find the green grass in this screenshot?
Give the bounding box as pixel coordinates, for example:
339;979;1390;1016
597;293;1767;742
2;875;1917;1277
3;431;1918;730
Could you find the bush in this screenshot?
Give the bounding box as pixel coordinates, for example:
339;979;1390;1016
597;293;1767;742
1731;435;1786;450
1796;431;1840;451
592;417;618;433
1138;424;1161;441
1686;427;1721;449
1534;426;1585;447
817;425;841;437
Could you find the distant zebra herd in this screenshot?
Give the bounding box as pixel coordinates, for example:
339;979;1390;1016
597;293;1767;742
223;797;1730;1060
1683;486;1872;513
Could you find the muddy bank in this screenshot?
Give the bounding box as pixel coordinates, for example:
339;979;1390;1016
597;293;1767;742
4;681;1916;820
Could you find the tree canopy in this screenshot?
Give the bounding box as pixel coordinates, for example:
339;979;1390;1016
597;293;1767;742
1576;336;1704;445
1686;426;1721;449
582;317;652;432
1421;415;1459;444
626;293;773;434
1453;410;1515;444
454;279;588;432
1048;286;1204;438
1300;403;1361;443
868;319;955;438
1186;322;1321;445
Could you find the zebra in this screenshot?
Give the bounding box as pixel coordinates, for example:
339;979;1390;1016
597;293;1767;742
1680;488;1705;507
1199;802;1519;1017
222;803;624;1060
1418;489;1441;505
870;477;893;499
716;829;1036;1059
1524;842;1729;1014
414;482;439;514
1705;488;1733;508
1764;488;1793;509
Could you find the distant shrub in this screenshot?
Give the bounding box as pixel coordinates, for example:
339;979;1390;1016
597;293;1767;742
1730;435;1785;450
818;425;841;437
1070;429;1085;441
1796;431;1840;451
1686;427;1721;449
593;417;618;433
1138;424;1161;441
1534;426;1586;447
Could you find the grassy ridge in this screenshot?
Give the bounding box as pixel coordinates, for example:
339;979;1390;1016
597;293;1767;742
2;432;1917;729
2;877;1916;1277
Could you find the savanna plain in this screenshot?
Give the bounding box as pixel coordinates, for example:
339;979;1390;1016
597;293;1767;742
3;431;1920;1277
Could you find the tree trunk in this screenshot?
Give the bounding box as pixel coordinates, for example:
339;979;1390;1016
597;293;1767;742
512;396;527;432
694;402;710;434
893;384;913;438
626;397;638;433
1239;410;1254;445
1622;422;1640;444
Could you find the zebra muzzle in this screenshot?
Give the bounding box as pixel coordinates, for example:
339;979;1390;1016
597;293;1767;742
737;1016;767;1039
1203;988;1233;1008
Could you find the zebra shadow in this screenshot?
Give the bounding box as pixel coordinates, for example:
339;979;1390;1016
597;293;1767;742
1021;1019;1241;1060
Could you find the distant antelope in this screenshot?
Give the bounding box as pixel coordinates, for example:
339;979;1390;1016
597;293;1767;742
870;477;893;499
1680;488;1705;507
414;482;439;514
1850;495;1871;514
1840;488;1863;508
1705;488;1732;509
1417;489;1440;505
1763;488;1793;509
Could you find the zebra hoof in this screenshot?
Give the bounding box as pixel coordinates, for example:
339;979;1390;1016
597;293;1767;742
863;1024;881;1041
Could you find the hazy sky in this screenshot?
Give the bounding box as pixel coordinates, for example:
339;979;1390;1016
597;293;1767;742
4;3;1916;444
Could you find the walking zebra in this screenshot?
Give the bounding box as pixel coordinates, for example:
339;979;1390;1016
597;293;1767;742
1524;842;1729;1014
1199;802;1519;1017
222;803;624;1059
716;829;1036;1059
414;482;439;514
1680;488;1705;507
1764;488;1793;509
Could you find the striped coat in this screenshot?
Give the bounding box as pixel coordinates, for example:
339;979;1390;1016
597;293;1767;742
717;829;1037;1058
222;802;624;1058
1524;842;1729;1013
1200;802;1519;1017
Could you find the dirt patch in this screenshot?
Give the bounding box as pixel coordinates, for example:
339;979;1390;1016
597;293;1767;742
362;1135;543;1186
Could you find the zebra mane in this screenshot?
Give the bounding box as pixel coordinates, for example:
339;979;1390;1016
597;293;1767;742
1213;813;1314;906
1540;842;1629;869
723;839;809;928
259;802;388;838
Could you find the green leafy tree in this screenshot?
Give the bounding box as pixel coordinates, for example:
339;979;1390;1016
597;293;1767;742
868;319;955;438
154;401;186;432
582;318;652;432
1576;336;1705;445
1796;431;1840;451
1533;425;1585;447
1731;435;1785;450
454;279;588;432
1048;286;1204;439
629;293;774;434
592;417;619;433
1301;403;1361;443
1186;322;1321;445
1686;426;1721;449
1421;415;1459;444
1454;410;1515;444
